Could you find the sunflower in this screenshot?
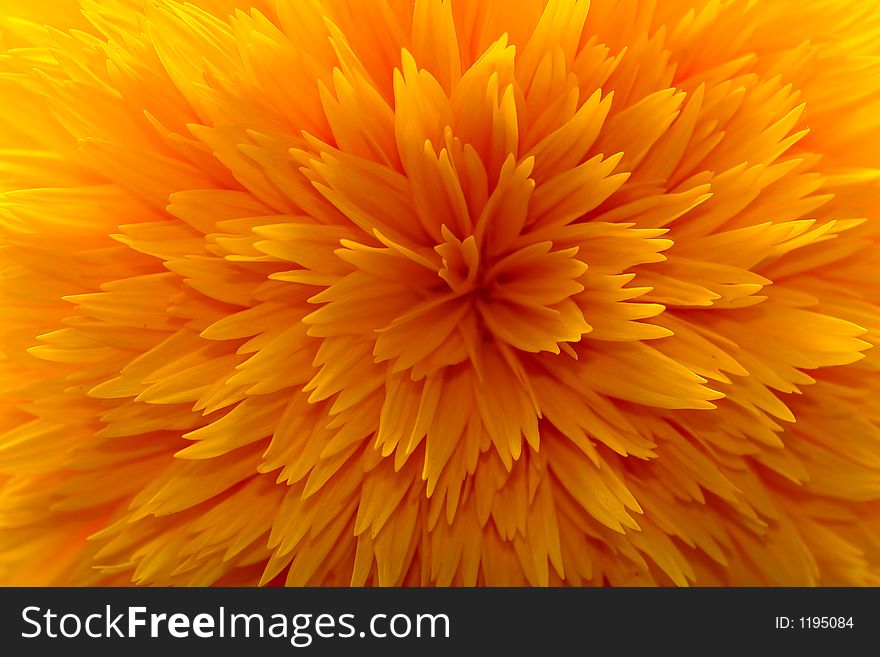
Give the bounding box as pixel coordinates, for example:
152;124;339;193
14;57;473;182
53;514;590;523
1;0;879;587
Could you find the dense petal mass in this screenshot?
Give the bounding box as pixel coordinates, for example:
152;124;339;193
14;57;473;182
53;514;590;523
1;0;880;586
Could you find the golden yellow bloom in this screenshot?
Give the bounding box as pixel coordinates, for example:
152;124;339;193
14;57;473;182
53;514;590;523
2;0;880;586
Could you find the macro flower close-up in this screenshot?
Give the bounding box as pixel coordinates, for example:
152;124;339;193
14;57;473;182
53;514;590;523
1;0;880;587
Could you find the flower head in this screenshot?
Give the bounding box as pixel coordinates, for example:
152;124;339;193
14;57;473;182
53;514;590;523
2;0;880;586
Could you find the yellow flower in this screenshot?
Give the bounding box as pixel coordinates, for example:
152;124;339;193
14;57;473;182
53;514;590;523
1;0;880;586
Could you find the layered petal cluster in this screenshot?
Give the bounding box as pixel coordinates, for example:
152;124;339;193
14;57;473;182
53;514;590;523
2;0;880;586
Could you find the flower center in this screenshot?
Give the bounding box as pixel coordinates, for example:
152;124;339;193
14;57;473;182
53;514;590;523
436;225;482;295
431;224;591;358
